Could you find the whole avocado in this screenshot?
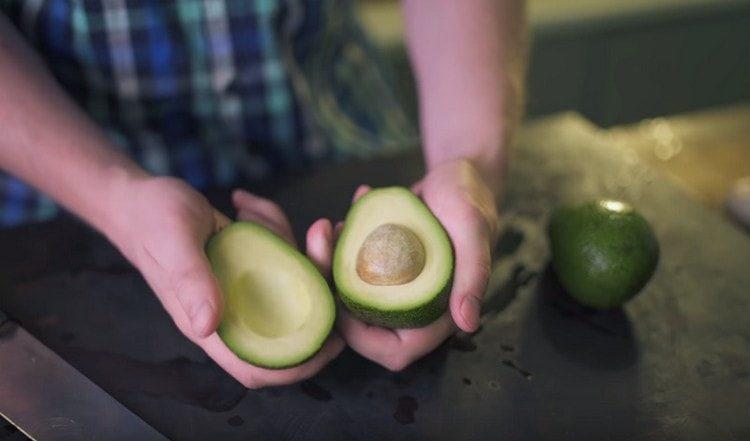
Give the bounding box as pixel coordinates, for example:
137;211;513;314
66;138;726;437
548;200;659;309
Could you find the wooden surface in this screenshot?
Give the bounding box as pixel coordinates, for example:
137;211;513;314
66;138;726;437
1;113;750;440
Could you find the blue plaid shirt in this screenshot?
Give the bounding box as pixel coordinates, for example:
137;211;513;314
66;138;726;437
0;0;415;226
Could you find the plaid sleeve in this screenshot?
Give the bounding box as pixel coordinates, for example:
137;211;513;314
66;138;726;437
0;174;58;227
283;0;418;158
0;0;304;227
0;0;417;228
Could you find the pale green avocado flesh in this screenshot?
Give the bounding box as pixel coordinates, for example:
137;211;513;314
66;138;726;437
207;222;335;369
333;187;454;328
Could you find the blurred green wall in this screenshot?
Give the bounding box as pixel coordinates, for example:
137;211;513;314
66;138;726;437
358;0;750;126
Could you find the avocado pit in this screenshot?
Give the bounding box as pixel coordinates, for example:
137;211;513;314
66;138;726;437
356;223;426;286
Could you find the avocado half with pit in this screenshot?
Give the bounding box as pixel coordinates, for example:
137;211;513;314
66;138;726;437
207;222;335;369
333;187;454;328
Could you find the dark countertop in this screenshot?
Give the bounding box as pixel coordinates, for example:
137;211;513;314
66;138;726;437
1;113;749;440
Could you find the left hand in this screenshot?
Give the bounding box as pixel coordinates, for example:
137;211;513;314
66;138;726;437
334;159;500;371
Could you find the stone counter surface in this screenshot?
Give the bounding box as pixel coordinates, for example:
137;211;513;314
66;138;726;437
1;114;749;440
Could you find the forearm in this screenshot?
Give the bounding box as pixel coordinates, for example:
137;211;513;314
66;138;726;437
403;0;528;193
0;14;147;235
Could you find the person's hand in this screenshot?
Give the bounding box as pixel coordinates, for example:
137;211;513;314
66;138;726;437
335;159;500;371
110;177;343;387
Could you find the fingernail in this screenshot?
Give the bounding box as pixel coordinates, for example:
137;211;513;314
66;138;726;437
460;297;481;331
190;301;214;337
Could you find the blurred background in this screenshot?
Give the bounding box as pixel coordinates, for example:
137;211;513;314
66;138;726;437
356;0;750;229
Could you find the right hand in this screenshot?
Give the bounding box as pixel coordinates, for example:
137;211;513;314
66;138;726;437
110;177;343;388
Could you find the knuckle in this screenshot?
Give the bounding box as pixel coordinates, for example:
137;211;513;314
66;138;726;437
239;374;262;389
243;381;260;390
171;263;202;291
466;264;492;297
257;198;284;217
475;257;492;281
236;208;254;222
384;356;409;372
171;315;194;340
465;208;489;232
159;207;189;230
453;158;475;175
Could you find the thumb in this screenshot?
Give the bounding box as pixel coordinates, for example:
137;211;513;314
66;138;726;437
447;219;492;333
165;220;225;339
172;209;230;338
172;254;223;339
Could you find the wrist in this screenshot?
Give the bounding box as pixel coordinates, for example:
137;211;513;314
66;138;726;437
93;164;151;250
464;148;507;197
424;138;507;197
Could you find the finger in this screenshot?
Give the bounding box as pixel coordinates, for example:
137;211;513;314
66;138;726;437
306;218;333;277
257;334;345;387
337;308;401;348
232;189;296;246
336;309;401;364
395;311;456;350
393;313;455;360
338;309;454;371
410;179;425;195
199;332;345;389
167;244;224;339
333;221;344;242
445;217;492;333
353;185;371;203
213;209;231;231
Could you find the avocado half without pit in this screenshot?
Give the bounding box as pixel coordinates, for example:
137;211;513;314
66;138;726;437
207;222;335;369
333;187;454;328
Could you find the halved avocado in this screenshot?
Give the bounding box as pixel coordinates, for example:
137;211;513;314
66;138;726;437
333;187;454;328
207;222;335;369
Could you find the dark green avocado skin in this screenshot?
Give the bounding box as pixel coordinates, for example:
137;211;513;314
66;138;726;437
549;201;660;309
338;278;452;329
216;322;329;370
